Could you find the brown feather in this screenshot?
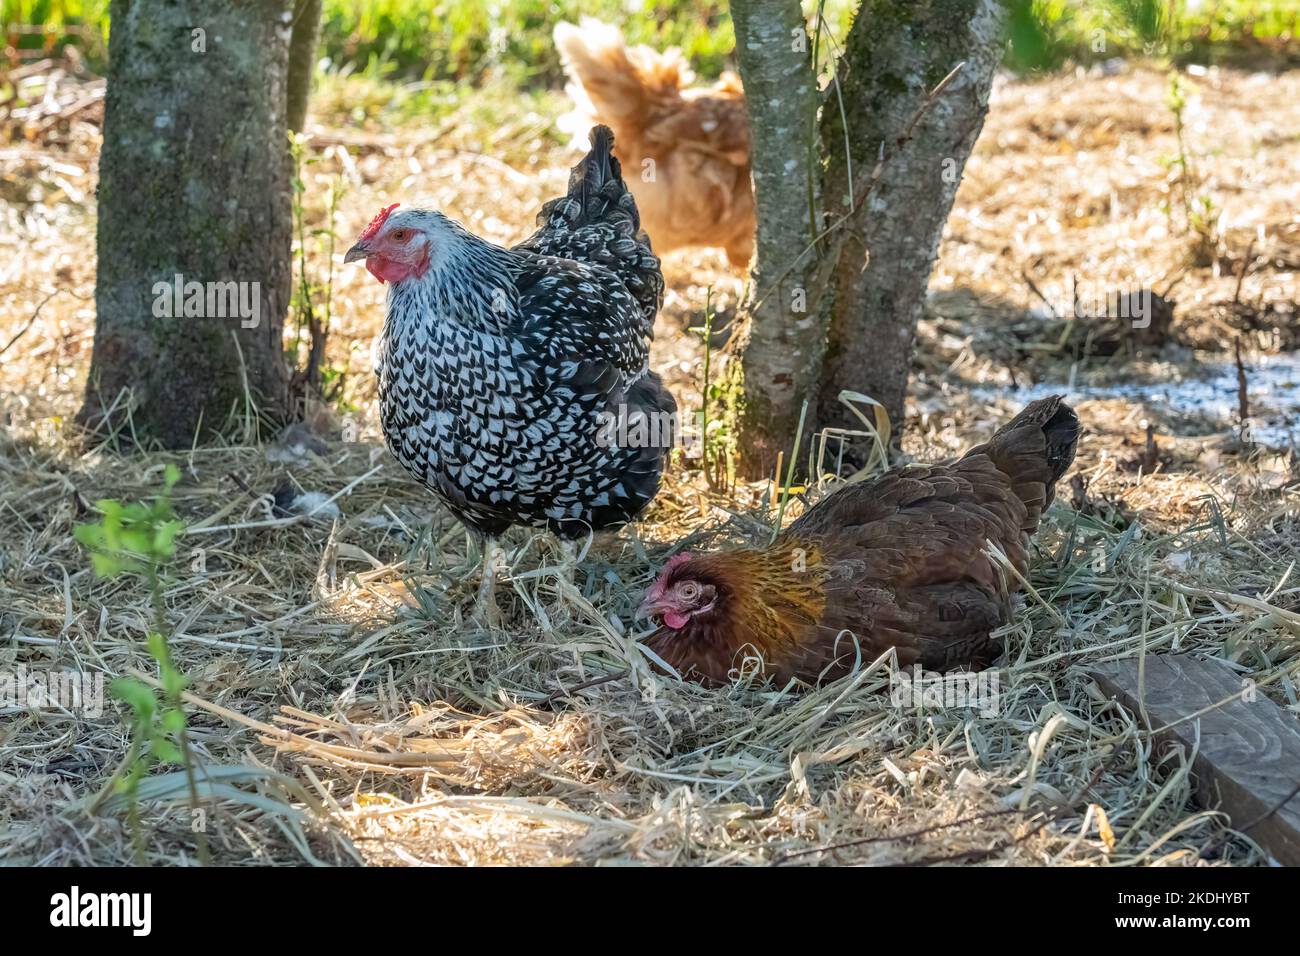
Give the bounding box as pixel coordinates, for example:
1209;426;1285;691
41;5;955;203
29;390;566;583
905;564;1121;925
554;20;754;269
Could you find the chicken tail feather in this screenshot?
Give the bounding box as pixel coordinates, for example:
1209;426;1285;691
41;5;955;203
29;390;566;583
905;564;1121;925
517;124;664;329
525;124;626;230
554;19;689;127
966;396;1080;532
999;396;1080;486
572;124;619;220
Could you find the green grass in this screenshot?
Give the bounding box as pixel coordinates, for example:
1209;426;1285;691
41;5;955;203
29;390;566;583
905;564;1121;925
323;0;736;86
1007;0;1299;72
2;1;1297;80
1;0;108;62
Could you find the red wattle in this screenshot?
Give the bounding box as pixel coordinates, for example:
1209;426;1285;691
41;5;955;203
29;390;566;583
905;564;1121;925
366;256;414;284
664;611;689;629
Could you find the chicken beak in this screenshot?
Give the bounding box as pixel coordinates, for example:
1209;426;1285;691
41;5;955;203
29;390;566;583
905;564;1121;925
634;598;665;629
343;241;371;264
634;596;660;624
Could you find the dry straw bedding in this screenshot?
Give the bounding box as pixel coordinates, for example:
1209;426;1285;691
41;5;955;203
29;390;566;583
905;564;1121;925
1;64;1298;865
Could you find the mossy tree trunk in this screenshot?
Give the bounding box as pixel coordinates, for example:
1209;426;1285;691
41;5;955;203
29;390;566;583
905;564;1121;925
731;0;1007;477
79;0;297;447
815;0;1007;452
728;0;821;479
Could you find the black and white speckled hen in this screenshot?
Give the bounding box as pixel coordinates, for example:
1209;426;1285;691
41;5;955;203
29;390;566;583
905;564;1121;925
345;126;676;622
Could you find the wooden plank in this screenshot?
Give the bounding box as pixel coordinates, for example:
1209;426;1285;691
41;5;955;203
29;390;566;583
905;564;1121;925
1092;655;1300;865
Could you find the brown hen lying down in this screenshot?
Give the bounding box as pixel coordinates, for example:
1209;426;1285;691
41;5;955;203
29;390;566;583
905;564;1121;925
639;398;1080;687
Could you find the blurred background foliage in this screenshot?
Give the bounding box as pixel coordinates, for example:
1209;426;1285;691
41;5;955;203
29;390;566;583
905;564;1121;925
2;0;1296;82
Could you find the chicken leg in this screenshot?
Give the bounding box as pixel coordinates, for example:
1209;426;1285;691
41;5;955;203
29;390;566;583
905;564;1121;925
472;535;503;627
556;538;580;589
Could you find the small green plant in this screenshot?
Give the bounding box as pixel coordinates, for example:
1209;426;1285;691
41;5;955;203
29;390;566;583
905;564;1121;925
772;399;810;543
1165;72;1220;266
288;133;348;412
1006;0;1077;72
73;466;184;579
689;287;737;492
1106;0;1169;51
74;464;208;864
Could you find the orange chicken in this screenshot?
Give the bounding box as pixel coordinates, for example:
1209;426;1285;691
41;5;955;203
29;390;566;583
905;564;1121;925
555;19;754;269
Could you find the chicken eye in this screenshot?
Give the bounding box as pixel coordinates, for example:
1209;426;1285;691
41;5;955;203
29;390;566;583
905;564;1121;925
678;582;699;601
391;229;409;241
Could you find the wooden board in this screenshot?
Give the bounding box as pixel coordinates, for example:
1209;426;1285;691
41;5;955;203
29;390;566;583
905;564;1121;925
1092;655;1300;865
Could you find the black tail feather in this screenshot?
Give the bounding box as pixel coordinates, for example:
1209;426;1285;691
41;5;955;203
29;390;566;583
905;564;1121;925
579;125;617;196
562;124;635;230
515;122;663;326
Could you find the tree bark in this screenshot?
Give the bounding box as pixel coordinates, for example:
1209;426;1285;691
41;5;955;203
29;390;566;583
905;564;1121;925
815;0;1007;451
79;0;295;448
728;0;821;479
286;0;322;133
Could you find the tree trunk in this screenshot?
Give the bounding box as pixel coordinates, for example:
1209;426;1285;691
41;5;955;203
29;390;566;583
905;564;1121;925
815;0;1007;451
79;0;295;448
728;0;821;479
287;0;323;133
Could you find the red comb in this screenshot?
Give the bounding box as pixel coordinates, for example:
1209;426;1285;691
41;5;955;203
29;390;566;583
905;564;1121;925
662;552;692;574
646;552;692;601
360;203;400;242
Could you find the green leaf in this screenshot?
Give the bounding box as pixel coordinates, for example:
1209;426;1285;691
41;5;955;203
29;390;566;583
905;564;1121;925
150;738;184;764
146;632;169;662
153;520;185;556
110;678;157;716
90;553;126;577
97;499;124;518
161;667;188;698
119;528;152;557
73;523;106;548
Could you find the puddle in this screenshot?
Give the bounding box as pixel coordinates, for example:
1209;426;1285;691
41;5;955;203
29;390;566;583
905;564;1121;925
976;354;1300;448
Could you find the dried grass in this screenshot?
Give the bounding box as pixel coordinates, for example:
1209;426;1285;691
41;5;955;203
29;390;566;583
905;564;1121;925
1;61;1299;866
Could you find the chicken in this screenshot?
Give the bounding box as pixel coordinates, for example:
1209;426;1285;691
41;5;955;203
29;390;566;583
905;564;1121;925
345;126;676;622
638;398;1081;686
555;19;754;269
